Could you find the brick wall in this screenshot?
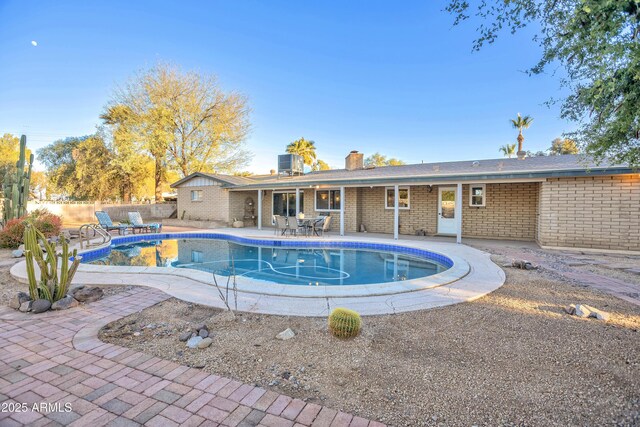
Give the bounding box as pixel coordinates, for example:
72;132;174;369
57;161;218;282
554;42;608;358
176;184;229;222
537;175;640;251
462;183;539;241
358;184;539;240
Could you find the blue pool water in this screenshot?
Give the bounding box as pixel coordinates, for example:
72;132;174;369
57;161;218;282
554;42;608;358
84;234;452;286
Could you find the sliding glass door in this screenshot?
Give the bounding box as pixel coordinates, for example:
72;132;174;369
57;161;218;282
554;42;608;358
273;191;304;217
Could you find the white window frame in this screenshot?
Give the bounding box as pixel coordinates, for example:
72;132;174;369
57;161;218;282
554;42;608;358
315;188;341;212
191;190;203;202
385;186;410;210
469;184;486;207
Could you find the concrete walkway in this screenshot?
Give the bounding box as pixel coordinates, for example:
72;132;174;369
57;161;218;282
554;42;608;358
0;288;384;427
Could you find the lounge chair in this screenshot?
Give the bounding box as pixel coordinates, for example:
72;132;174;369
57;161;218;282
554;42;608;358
95;211;129;235
128;212;162;234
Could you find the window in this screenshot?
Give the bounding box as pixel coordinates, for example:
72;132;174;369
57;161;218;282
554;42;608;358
315;189;341;211
385;187;410;209
191;190;203;202
469;184;486;207
191;251;203;263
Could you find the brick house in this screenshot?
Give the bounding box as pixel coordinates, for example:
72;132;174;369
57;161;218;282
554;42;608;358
170;152;639;252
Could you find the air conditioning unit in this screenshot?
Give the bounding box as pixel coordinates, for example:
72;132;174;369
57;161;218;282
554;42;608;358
278;154;304;175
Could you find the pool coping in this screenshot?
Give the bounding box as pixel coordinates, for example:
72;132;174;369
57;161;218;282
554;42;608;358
72;232;470;298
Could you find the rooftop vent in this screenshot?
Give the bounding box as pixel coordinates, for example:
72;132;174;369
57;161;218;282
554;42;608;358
278;154;304;176
472;161;480;167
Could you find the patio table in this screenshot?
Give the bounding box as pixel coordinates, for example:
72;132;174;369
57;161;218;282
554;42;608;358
296;217;324;237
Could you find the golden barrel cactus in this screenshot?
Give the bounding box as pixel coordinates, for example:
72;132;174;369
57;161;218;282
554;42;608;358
328;307;362;338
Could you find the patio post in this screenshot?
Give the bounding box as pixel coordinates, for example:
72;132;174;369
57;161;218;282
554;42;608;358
257;190;262;230
339;186;345;236
394;184;399;240
455;182;462;243
295;188;300;217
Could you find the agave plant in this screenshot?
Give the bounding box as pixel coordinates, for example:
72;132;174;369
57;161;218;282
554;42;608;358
24;224;81;302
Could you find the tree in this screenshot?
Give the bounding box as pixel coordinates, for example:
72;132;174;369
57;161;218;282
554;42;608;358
29;171;48;200
550;138;580;155
0;133;20;184
71;134;116;200
286;137;317;166
499;143;517;158
314;159;331;171
103;63;252;199
364;152;406;167
446;0;640;166
510;113;534;154
37;137;83;195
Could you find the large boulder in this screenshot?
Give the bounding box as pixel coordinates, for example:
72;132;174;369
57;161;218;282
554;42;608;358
31;299;52;314
51;295;79;310
72;287;104;303
9;292;31;310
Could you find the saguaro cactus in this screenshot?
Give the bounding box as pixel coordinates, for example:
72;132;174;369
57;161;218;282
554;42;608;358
2;135;33;224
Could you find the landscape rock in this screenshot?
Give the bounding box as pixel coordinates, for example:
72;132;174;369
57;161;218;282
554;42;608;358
574;304;592;318
564;304;576;315
186;336;203;348
51;296;79;310
31;299;52;313
72;286;104;303
193;323;207;332
276;328;295;340
9;292;31;310
198;329;209;338
197;337;213;349
19;301;32;312
179;331;193;342
594;311;610;321
12;249;24;258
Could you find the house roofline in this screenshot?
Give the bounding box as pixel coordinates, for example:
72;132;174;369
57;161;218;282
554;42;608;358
225;167;635;190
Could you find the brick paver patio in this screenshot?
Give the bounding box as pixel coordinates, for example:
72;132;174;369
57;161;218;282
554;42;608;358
0;288;384;427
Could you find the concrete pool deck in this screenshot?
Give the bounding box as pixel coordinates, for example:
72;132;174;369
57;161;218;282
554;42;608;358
10;228;506;316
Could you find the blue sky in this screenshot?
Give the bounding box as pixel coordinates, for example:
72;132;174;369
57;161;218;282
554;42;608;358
0;0;572;173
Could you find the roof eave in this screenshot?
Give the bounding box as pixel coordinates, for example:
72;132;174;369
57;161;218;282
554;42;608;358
226;167;635;190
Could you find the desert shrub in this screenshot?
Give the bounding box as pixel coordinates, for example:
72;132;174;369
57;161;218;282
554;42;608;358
328;307;362;338
0;210;63;248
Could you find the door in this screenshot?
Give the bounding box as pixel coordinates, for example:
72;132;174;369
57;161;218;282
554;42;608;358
272;192;304;218
438;187;457;235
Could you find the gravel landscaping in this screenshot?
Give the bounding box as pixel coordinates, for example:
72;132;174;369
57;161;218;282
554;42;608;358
99;252;640;426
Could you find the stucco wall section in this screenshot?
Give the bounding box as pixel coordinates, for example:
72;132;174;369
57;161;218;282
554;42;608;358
176;184;229;222
537;175;640;251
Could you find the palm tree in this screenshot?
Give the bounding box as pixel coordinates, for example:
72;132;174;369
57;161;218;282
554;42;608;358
286;137;317;166
499;143;516;158
510;113;534;155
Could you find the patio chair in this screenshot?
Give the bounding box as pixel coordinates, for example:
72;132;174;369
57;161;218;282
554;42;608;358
95;211;129;235
128;212;162;234
274;215;295;236
318;215;332;237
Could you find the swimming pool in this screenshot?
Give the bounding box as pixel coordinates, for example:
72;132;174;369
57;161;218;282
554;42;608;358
84;233;454;287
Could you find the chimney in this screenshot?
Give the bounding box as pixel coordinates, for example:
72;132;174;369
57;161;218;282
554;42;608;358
345;151;364;171
517;150;527;160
